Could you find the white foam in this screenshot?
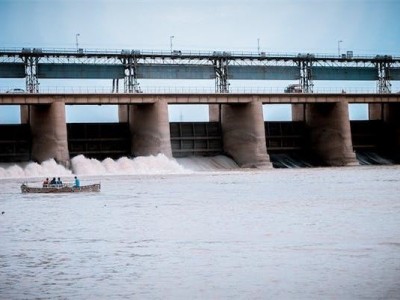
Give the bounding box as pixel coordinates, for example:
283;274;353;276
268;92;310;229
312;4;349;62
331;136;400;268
0;154;240;179
0;159;72;179
70;154;188;175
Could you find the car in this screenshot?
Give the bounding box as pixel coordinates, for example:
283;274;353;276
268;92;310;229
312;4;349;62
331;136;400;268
6;88;25;93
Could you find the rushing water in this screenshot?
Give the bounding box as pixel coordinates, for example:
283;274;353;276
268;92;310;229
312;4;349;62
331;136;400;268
1;156;400;299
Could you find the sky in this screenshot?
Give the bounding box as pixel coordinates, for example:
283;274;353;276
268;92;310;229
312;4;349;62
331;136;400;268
0;0;399;123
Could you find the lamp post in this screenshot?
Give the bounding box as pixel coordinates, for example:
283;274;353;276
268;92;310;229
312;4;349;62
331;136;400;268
170;35;174;53
76;33;80;51
338;40;343;57
257;38;260;54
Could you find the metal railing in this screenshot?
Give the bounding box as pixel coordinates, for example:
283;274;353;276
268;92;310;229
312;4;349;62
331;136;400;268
1;47;399;61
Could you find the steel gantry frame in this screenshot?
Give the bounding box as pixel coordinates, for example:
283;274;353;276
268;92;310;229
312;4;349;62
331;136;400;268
22;54;39;93
1;48;400;94
377;59;392;94
298;56;314;93
119;50;142;93
214;57;230;93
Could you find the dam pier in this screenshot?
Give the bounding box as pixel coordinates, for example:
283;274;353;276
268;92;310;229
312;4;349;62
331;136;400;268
1;48;400;168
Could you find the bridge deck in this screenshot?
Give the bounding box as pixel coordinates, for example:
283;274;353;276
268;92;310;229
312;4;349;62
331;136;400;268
1;93;400;105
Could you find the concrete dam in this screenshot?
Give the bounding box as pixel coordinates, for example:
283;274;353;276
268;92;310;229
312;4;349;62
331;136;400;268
1;93;400;168
1;48;399;168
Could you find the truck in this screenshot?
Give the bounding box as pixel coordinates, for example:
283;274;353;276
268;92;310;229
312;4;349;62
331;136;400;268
284;84;302;93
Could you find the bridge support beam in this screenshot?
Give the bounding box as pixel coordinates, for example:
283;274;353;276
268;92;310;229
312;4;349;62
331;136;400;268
292;104;305;121
128;100;172;157
118;104;129;122
209;104;220;122
368;103;384;120
306;102;358;166
221;100;272;168
20;105;30;124
30;102;70;167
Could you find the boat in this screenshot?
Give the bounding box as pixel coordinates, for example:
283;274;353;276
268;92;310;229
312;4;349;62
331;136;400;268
21;183;101;194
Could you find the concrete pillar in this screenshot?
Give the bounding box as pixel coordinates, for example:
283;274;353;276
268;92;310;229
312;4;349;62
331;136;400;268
30;102;70;167
20;105;30;124
292;104;305;121
209;104;220;122
368;103;383;120
221;100;272;168
129;100;172;157
383;103;400;149
305;102;358;166
118;104;129;123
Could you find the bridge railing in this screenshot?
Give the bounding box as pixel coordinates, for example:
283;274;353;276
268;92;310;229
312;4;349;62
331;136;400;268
0;86;381;94
1;47;398;61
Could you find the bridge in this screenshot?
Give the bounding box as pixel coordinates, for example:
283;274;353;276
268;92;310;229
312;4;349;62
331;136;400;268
1;47;400;93
1;48;399;169
1;92;400;105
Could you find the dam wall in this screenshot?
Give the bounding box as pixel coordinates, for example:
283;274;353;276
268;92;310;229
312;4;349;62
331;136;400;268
170;122;223;157
67;123;131;160
0;95;399;167
0;124;31;162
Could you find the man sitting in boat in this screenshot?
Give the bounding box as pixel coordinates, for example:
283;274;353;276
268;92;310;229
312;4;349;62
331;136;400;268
43;178;49;187
56;177;63;186
74;176;80;188
50;177;57;186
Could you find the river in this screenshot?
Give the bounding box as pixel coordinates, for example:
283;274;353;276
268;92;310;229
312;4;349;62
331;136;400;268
1;156;399;299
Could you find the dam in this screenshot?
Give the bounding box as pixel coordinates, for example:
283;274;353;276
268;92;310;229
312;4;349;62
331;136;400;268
0;48;399;168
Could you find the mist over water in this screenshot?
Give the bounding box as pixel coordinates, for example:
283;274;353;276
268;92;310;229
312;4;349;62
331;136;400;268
70;154;189;176
0;154;233;179
0;159;73;179
0;151;396;179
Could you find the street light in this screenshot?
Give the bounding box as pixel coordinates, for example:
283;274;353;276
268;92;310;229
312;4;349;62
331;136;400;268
257;38;260;54
76;33;80;51
170;35;175;53
338;40;343;57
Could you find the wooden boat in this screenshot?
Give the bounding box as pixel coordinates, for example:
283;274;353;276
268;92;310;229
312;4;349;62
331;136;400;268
21;183;101;194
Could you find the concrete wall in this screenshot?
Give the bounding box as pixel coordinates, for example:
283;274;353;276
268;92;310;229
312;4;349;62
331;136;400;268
368;103;383;120
292;104;305;121
129;100;172;157
20;105;30;124
118;104;129;123
30;102;70;167
209;104;220;122
305;102;358;166
221;100;272;168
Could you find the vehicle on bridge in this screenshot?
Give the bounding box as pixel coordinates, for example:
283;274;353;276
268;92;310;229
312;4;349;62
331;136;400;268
6;88;25;93
284;84;302;93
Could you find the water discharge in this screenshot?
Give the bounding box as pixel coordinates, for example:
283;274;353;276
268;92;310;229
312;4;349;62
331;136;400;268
0;154;240;179
1;151;396;179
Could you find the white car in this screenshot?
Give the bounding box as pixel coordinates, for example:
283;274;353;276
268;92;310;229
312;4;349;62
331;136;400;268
6;88;25;93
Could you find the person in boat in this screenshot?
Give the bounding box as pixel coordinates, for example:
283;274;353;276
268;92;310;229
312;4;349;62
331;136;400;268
43;178;49;187
74;176;80;188
50;177;57;186
56;177;63;186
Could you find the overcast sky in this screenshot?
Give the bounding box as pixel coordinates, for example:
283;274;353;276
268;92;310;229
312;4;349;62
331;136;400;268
2;0;399;54
1;0;399;122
